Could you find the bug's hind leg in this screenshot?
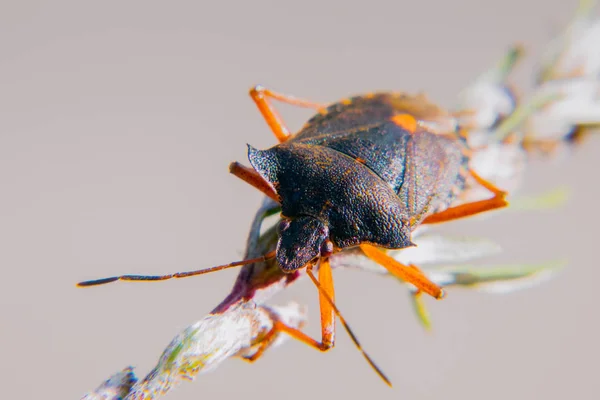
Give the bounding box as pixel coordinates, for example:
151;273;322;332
250;85;327;143
360;244;445;300
422;169;508;225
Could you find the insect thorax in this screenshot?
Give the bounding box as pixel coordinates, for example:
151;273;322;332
248;143;413;253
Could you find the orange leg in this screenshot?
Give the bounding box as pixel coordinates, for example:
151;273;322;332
245;259;391;386
239;260;335;363
305;261;390;385
318;257;336;348
273;259;336;353
229;161;280;203
241;325;280;363
422;169;508;225
250;85;327;143
360;244;445;300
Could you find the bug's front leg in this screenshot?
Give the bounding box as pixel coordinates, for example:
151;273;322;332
237;258;336;365
238;259;391;384
249;85;327;143
229;161;280;202
240;258;336;364
270;259;336;352
239;325;280;363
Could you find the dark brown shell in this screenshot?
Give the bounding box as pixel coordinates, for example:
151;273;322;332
248;93;470;271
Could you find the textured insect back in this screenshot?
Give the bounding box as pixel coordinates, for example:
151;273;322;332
248;142;413;250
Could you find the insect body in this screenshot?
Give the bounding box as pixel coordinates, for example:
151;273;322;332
248;93;470;273
78;86;508;385
230;87;506;291
227;88;507;384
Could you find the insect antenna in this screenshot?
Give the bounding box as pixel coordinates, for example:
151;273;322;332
76;250;276;287
305;265;392;387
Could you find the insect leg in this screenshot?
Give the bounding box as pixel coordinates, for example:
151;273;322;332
317;257;336;348
249;85;327;143
421;169;508;224
359;244;445;299
240;325;280;363
256;259;391;386
229;161;280;202
241;258;335;363
266;259;335;353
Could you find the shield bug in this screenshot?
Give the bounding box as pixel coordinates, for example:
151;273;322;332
78;85;508;385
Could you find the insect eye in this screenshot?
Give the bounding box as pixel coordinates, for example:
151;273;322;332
277;219;291;235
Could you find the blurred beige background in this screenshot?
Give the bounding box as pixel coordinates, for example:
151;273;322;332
1;1;599;399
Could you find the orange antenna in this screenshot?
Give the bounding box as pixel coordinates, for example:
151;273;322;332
76;250;276;287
